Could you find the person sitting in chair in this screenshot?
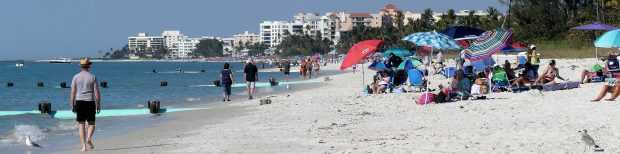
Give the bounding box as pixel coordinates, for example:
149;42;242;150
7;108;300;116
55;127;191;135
511;63;537;87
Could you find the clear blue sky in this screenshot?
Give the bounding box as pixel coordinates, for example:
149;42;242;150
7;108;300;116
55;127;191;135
0;0;505;60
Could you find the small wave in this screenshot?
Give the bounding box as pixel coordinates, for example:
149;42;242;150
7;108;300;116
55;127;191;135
53;121;77;131
186;97;201;102
1;124;46;145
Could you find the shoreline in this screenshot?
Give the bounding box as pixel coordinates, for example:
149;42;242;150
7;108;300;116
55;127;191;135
55;59;620;153
51;66;339;153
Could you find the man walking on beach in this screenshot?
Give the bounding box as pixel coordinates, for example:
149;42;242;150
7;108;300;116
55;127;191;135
244;58;259;99
282;59;291;82
70;58;101;152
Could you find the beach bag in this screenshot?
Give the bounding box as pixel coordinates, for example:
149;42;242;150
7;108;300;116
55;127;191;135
416;93;436;105
435;91;447;103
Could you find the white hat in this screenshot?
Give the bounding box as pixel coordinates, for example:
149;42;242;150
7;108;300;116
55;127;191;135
530;44;536;49
246;58;253;63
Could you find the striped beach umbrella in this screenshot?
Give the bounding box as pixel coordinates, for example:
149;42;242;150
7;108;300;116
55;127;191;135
383;48;414;57
402;31;461;50
464;28;514;62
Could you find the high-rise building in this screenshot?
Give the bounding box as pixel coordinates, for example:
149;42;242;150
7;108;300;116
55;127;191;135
162;30;200;58
127;33;164;53
259;21;304;48
294;13;340;44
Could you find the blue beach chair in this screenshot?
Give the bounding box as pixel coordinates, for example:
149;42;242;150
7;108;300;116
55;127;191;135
407;69;425;92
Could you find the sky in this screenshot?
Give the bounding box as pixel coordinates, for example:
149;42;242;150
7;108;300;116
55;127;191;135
0;0;505;60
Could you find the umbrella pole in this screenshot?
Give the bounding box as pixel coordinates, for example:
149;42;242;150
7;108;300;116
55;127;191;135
596;47;598;60
426;48;433;106
362;63;365;90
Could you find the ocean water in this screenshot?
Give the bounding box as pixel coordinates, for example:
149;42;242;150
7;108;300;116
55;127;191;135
0;61;332;152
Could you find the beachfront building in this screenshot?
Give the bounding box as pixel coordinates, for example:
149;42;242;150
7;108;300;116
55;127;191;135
432;10;489;22
221;37;235;57
162;30;200;59
294;13;341;44
233;31;260;48
128;33;164;53
259;21;304;47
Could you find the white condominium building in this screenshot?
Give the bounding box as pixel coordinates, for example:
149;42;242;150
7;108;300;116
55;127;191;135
221;37;235;56
128;33;164;53
162;30;200;58
294;13;340;44
259;21;304;48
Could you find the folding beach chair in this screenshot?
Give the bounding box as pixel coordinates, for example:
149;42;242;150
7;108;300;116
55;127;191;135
442;66;457;79
407;69;425;92
491;67;510;91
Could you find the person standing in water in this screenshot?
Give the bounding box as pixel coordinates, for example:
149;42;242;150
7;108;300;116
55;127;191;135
282;59;291;81
244;58;259;99
70;58;101;152
221;63;234;102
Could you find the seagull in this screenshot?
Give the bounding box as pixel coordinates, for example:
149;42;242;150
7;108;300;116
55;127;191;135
25;136;42;148
578;129;602;152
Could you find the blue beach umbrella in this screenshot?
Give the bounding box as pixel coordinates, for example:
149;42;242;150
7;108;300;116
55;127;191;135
439;26;485;40
368;62;388;71
595;29;620;48
499;45;526;53
402;31;462;50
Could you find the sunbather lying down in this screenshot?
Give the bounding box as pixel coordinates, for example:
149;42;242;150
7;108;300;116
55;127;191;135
592;80;620;102
580;64;606;84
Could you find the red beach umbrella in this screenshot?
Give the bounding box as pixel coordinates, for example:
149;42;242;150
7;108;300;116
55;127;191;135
511;43;528;49
340;40;384;70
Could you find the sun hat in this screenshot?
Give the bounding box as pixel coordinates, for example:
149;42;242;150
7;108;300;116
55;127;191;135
80;58;92;66
246;58;253;63
530;44;536;50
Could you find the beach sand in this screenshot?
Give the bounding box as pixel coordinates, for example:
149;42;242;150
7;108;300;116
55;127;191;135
56;58;620;153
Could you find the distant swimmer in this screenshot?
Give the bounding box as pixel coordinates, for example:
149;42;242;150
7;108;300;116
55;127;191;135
201;69;206;73
152;69;157;73
177;68;183;73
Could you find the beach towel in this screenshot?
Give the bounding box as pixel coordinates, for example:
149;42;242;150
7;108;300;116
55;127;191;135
542;81;580;91
416;93;436;105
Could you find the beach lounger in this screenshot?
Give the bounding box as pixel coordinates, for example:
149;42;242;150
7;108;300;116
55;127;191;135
407;69;425;92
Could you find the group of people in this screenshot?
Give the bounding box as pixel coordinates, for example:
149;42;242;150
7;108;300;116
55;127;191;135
299;58;321;79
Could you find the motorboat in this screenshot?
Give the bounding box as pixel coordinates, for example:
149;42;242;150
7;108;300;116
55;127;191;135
15;60;24;67
48;58;72;64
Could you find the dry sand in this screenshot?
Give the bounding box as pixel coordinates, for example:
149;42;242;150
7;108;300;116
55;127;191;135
57;58;620;153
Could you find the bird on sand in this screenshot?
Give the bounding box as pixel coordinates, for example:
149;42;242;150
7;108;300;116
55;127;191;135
578;129;603;152
25;136;42;148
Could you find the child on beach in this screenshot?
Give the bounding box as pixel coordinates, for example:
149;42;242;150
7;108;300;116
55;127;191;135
300;60;307;79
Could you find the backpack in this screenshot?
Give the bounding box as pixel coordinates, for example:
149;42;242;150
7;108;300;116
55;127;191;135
607;56;620;72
